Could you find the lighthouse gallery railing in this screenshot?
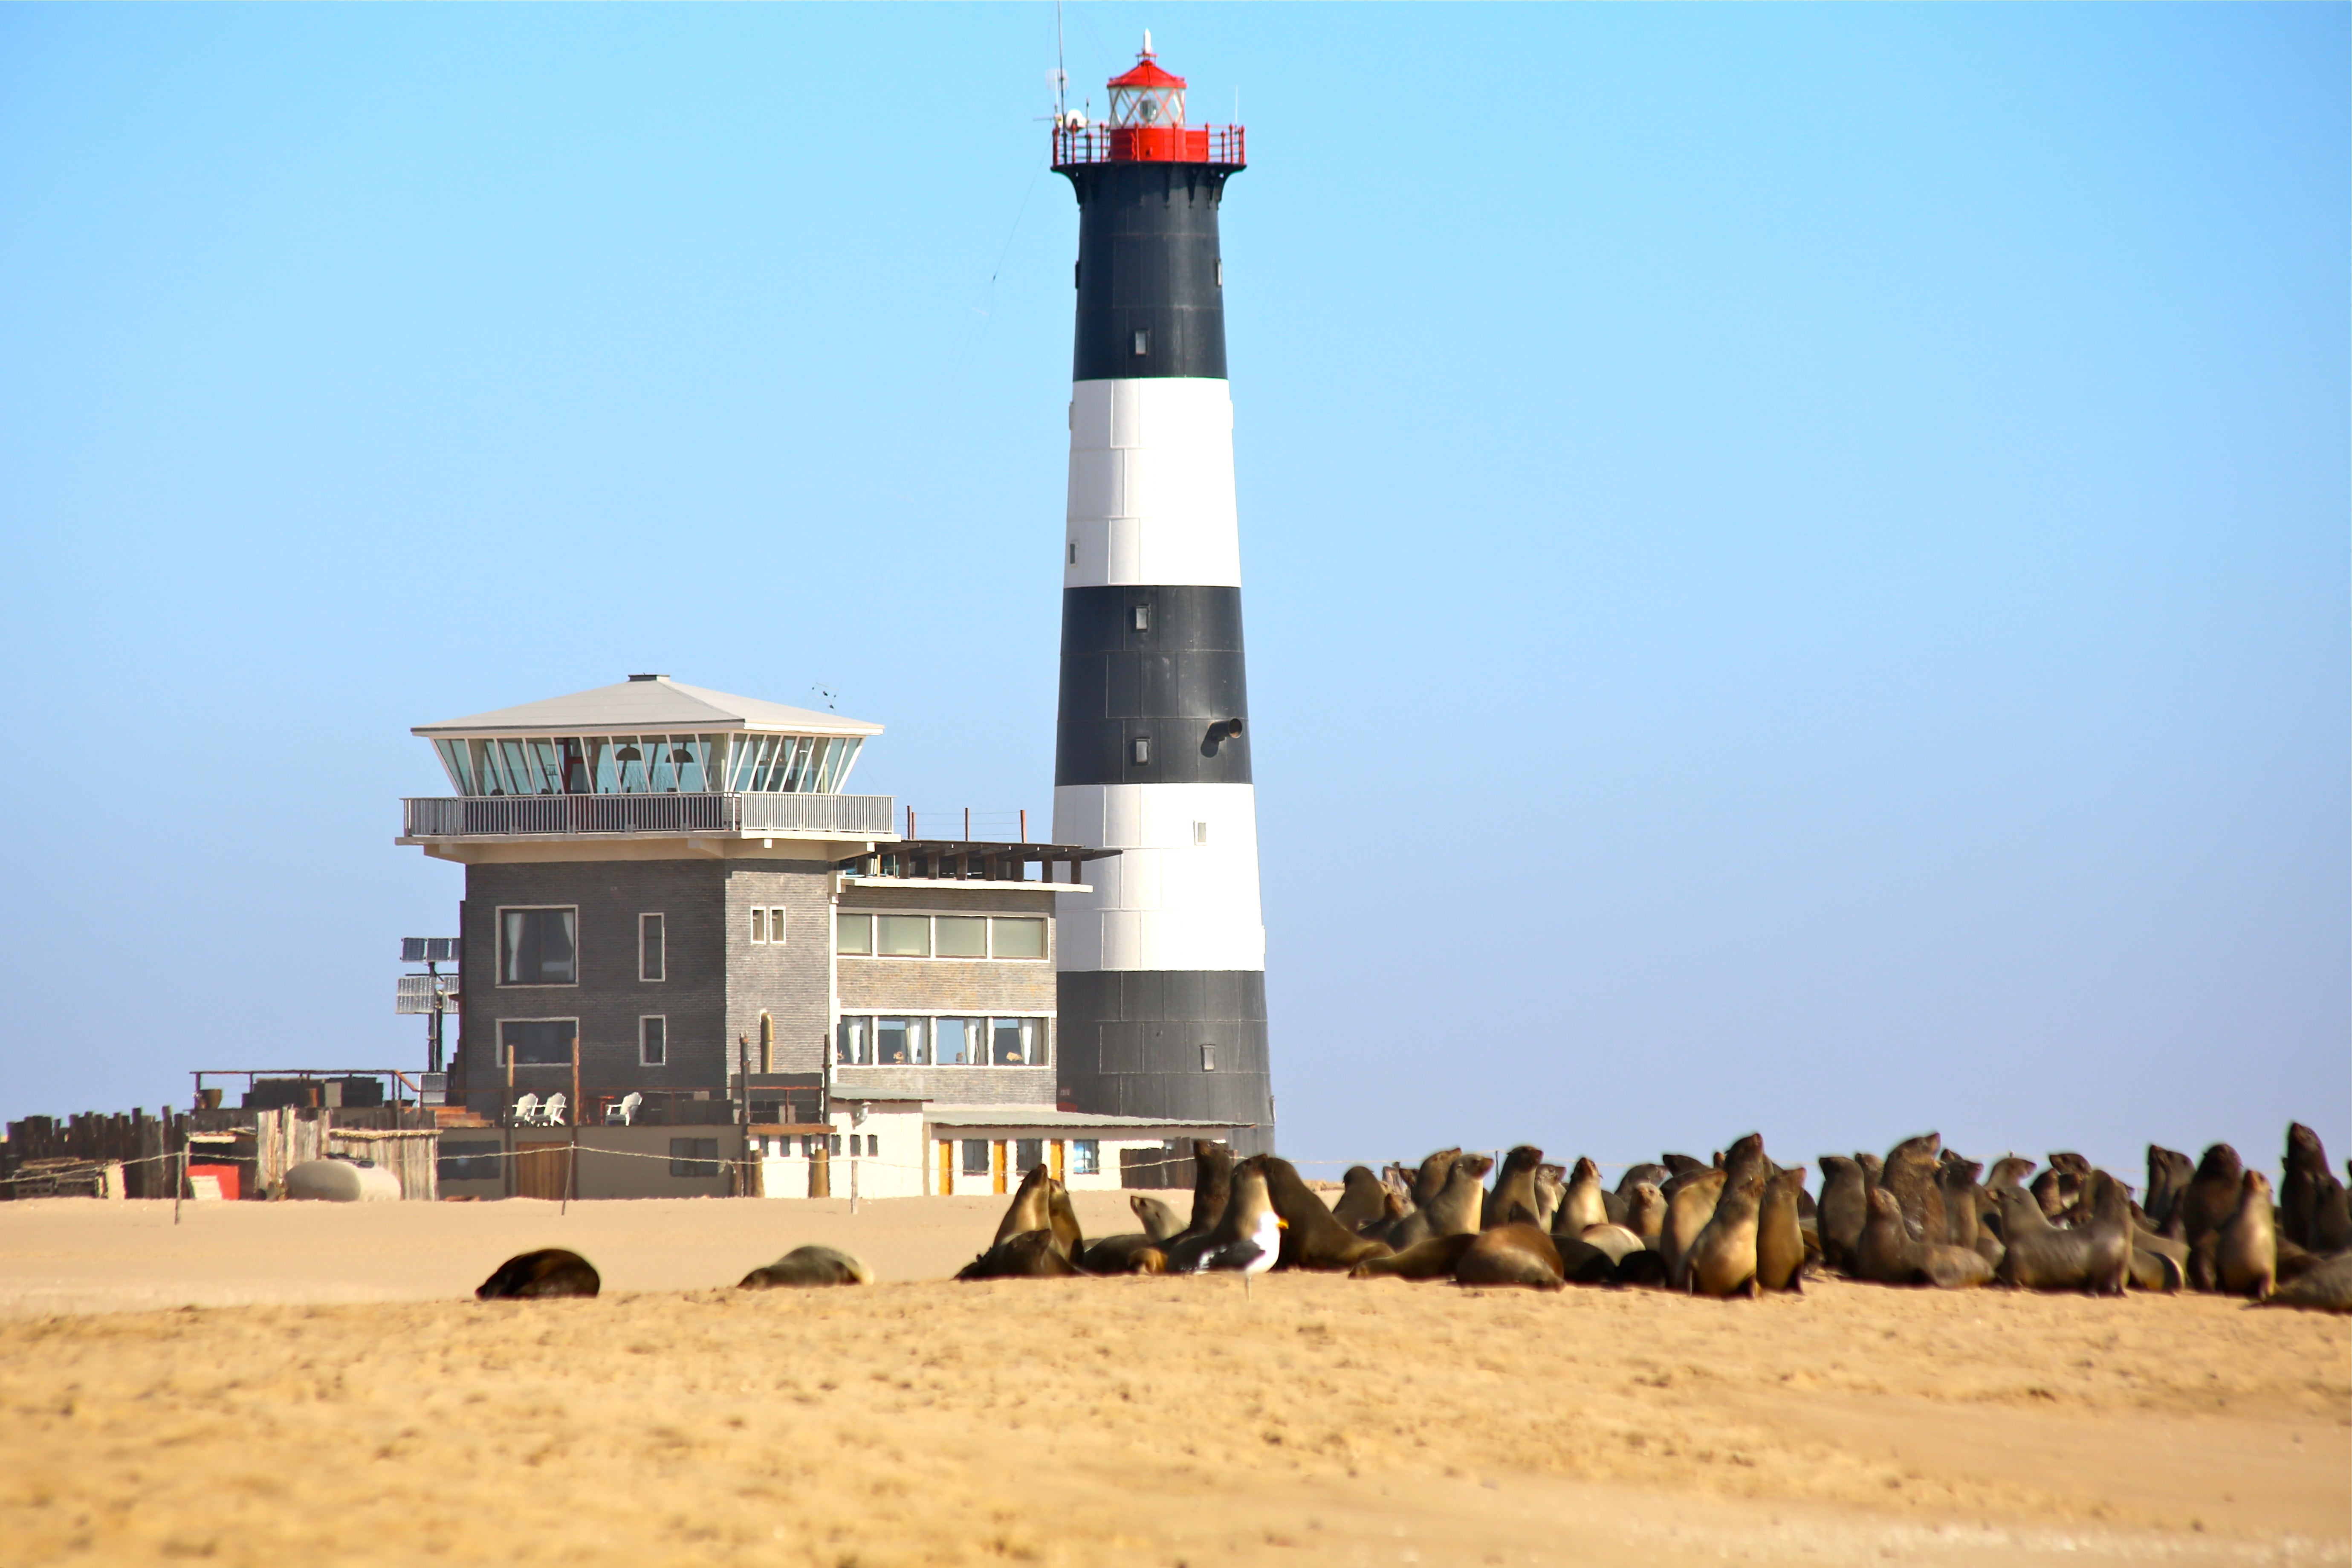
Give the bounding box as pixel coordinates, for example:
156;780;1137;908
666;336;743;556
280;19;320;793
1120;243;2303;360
402;793;895;839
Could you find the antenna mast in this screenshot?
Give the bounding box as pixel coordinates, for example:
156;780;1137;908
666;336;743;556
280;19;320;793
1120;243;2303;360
1054;0;1068;121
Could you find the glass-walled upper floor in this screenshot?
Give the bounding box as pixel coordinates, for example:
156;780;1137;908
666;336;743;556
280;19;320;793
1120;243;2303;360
432;732;865;797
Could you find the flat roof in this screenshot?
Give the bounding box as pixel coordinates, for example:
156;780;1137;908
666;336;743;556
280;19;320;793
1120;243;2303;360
415;675;882;740
915;1105;1250;1132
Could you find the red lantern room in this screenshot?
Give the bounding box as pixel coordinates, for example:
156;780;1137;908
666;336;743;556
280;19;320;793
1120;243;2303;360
1053;34;1244;169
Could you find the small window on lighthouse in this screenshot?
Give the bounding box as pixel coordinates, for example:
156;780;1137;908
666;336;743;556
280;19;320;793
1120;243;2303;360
1131;604;1149;631
1201;1042;1217;1072
1131;329;1150;356
1192;820;1209;846
1132;737;1151;765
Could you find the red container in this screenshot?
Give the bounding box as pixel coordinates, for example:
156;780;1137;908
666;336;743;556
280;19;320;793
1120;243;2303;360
187;1163;241;1201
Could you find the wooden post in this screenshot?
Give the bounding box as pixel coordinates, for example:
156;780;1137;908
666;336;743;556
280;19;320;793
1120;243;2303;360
562;1122;576;1215
172;1113;186;1226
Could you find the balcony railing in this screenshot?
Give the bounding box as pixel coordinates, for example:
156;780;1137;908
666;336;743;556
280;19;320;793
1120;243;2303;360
403;792;896;839
1052;123;1244;168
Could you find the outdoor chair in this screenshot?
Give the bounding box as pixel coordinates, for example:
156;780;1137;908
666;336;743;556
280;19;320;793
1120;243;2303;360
541;1093;567;1126
510;1092;541;1126
605;1092;642;1126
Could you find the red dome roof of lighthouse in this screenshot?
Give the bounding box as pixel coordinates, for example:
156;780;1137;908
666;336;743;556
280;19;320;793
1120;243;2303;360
1108;53;1186;90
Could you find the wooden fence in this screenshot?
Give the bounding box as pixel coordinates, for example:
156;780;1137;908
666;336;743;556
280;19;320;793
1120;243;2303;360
5;1105;439;1200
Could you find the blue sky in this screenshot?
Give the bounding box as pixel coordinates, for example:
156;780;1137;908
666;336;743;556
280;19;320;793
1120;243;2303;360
3;5;2343;1178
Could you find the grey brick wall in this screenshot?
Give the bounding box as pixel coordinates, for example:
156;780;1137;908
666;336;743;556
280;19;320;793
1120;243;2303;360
722;861;833;1077
830;1065;1055;1106
460;859;728;1115
836;885;1059;1015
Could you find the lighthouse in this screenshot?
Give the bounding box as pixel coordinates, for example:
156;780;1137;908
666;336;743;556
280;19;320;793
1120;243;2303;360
1050;40;1273;1154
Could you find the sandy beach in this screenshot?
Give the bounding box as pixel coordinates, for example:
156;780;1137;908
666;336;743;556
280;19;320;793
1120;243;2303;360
0;1196;2344;1568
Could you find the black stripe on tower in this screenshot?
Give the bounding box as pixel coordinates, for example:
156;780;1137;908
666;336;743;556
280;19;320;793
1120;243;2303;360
1056;969;1273;1154
1056;585;1250;788
1062;162;1237;382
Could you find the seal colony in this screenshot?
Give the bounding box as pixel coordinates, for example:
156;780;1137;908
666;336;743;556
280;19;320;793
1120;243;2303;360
461;1122;2352;1313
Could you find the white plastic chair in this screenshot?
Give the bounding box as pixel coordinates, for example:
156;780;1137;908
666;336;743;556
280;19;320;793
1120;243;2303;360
510;1092;541;1126
605;1092;642;1126
541;1093;567;1127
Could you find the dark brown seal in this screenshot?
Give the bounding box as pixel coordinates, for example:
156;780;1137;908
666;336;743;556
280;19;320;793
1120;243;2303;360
1553;1157;1609;1237
1349;1232;1479;1281
1261;1154;1392;1270
1815;1155;1868;1272
1409;1148;1461;1209
1482;1145;1545;1229
2178;1144;2244;1246
2144;1145;2195;1232
1880;1133;1948;1246
1454;1223;1565;1289
2262;1250;2352;1314
740;1245;870;1288
1331;1166;1390;1232
1857;1188;1991;1288
1937;1157;1986;1251
2283;1124;2351;1253
477;1248;599;1300
957;1229;1083;1279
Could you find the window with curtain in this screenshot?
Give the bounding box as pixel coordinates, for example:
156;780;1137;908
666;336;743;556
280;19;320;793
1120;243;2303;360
500;908;577;985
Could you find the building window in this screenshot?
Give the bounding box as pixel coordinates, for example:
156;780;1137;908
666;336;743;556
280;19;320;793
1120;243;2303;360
669;1137;720;1177
499;908;577;986
639;1016;666;1067
638;914;665;981
836;1017;870;1065
836;913;874;955
1131;604;1149;632
865;1134;879;1157
1015;1138;1044;1173
828;1134;842;1157
1192;821;1209;847
935;916;987;958
991;1018;1038;1065
1131;328;1149;356
751;906;786;945
876;1017;924;1066
991;917;1046;959
1068;540;1077;565
877;914;930;957
1071;1140;1101;1177
1131;736;1151;765
751;908;764;944
961;1139;991;1177
933;1017;977;1065
1201;1042;1217;1071
498;1018;576;1067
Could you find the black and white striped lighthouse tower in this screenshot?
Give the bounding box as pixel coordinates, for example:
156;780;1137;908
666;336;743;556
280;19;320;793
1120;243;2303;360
1049;39;1273;1154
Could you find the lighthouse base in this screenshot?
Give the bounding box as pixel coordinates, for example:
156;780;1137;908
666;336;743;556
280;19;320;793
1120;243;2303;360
1055;969;1273;1156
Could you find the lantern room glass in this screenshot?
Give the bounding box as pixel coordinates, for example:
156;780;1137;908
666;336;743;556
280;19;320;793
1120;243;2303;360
1110;84;1183;128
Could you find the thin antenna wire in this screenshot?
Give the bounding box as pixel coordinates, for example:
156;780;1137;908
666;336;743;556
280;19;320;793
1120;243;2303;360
1055;0;1068;122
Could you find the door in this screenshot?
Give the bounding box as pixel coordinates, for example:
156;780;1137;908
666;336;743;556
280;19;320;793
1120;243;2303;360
516;1141;572;1201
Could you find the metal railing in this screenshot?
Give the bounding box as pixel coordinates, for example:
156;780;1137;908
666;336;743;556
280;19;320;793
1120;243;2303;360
403;793;895;839
1052;123;1244;168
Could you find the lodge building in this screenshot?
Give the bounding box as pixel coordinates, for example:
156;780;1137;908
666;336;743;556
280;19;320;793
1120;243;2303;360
400;674;1244;1198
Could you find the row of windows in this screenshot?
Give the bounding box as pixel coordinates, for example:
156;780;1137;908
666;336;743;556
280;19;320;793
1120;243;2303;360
959;1137;1099;1176
499;1017;667;1068
836;1015;1047;1067
494;906;1045;987
835;914;1045;960
444;1134;1104;1183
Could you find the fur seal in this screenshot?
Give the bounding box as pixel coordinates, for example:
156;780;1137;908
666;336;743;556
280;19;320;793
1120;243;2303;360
1531;1163;1566;1230
1331;1166;1390;1232
1815;1156;1869;1271
1552;1157;1609;1238
957;1229;1083;1279
1617;1162;1669;1195
2216;1170;2278;1300
1129;1193;1184;1241
2262;1250;2352;1314
1454;1223;1565;1289
1621;1180;1666;1242
1078;1234;1170;1273
1383;1154;1489;1250
1260;1154;1392;1270
476;1248;599;1300
1482;1145;1546;1229
1853;1151;1884;1186
1410;1148;1461;1209
2283;1124;2351;1253
1658;1166;1726;1283
2144;1145;2195;1232
1159;1141;1235;1270
2178;1144;2244;1246
1937;1157;1985;1251
992;1164;1056;1247
1660;1153;1706;1178
1756;1167;1808;1293
1349;1232;1479;1281
1682;1169;1765;1297
1880;1133;1947;1245
1578;1223;1645;1265
1857;1188;1991;1287
1047;1179;1086;1259
740;1245;870;1288
1993;1171;2130;1295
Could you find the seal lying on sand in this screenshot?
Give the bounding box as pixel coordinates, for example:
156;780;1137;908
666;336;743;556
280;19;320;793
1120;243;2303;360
477;1249;600;1300
1995;1171;2131;1295
1454;1223;1564;1289
2262;1250;2352;1314
740;1245;870;1288
960;1166;1086;1279
1077;1193;1184;1273
1350;1232;1480;1281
